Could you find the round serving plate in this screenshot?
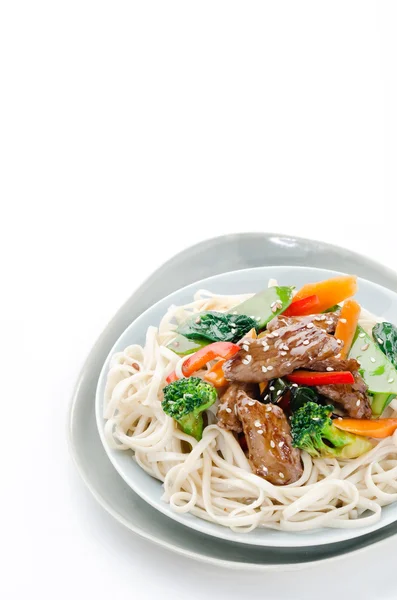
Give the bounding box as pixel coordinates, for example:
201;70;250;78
68;232;397;569
95;265;397;548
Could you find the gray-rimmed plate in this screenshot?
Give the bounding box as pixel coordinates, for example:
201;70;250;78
68;233;397;569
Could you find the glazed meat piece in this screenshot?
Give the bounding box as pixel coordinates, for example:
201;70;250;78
309;357;372;419
223;321;340;383
267;311;340;334
237;392;303;485
217;382;257;432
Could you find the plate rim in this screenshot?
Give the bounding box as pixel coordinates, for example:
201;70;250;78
95;263;397;548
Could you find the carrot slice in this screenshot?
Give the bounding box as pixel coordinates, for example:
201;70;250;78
259;381;268;395
293;275;358;313
334;299;361;358
204;359;227;388
334;418;397;438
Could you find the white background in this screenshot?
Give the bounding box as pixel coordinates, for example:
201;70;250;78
2;1;397;599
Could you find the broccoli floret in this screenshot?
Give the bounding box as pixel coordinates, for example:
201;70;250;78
162;377;217;441
291;402;372;459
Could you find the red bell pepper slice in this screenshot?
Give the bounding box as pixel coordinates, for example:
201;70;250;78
283;294;320;317
165;371;179;384
286;370;355;386
165;342;241;385
182;342;240;377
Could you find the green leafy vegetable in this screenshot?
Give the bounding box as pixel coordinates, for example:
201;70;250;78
168;285;294;356
349;325;397;415
167;335;208;356
267;378;289;403
323;304;340;313
176;311;257;344
373;322;397;369
231;286;294;328
162;377;217;440
290;386;319;412
291;402;372;459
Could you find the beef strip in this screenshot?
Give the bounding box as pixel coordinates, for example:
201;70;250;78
223;321;340;383
217;382;257;432
267;311;340;334
309;356;372;419
237;392;303;485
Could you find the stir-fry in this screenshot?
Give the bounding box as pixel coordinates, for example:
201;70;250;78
163;275;397;486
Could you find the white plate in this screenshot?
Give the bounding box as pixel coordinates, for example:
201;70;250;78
96;265;397;548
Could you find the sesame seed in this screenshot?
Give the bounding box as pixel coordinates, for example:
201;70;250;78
269;386;275;391
337;339;342;344
306;322;314;329
272;331;279;337
261;366;268;373
226;407;232;413
262;466;268;474
270;301;277;308
303;340;309;346
377;338;384;344
286;362;291;367
248;401;255;406
314;316;322;321
242;344;249;351
361;343;369;351
267;365;273;371
338;417;343;421
326;320;334;325
278;441;285;448
279;472;285;479
257;429;263;435
280;351;287;356
335;353;341;358
356;400;361;406
326;367;334;372
242;355;252;365
270;440;275;448
254;420;261;427
339;318;347;324
359;332;366;338
370;357;376;363
292;383;298;388
277;389;282;395
388;378;394;383
266;405;272;411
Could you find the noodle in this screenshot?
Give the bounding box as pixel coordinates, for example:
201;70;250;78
103;289;397;532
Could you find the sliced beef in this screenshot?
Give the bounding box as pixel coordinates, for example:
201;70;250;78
217;382;257;432
237;392;303;485
223;320;340;383
267;311;340;334
309;357;372;419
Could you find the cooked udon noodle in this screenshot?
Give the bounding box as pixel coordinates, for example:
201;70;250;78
103;287;397;532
